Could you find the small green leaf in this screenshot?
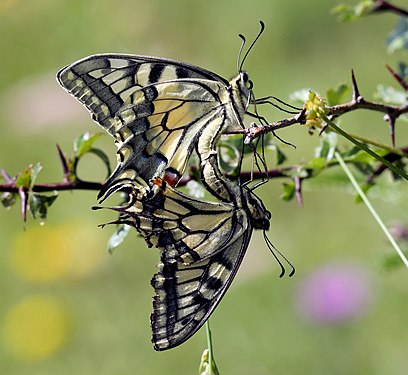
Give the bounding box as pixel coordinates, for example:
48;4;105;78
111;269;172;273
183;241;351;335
28;192;58;219
331;1;375;22
199;348;220;375
74;132;104;158
383;251;408;271
1;192;17;208
108;224;131;253
390;159;407;180
15;163;42;189
386;17;408;54
15;169;31;188
315;132;337;161
353;163;375;177
342;147;387;164
375;84;407;105
281;182;295;201
398;62;408;81
29;163;42;189
276;146;287;165
326;83;350;106
306;157;326;169
353;182;372;203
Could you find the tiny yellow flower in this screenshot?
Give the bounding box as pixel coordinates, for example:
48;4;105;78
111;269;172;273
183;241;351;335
304;91;328;128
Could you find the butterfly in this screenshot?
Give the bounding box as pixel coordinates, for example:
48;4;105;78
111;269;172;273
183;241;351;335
58;21;293;350
57;55;254;202
99;175;271;350
56;21;270;202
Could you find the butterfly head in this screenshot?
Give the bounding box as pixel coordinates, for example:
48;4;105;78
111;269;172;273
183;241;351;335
230;71;254;110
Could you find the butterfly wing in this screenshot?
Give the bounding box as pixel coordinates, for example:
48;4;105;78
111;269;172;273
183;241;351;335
118;182;248;264
151;227;252;350
105;183;252;350
57;54;240;199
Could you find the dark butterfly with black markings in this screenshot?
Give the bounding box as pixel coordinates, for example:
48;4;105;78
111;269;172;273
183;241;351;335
57;21;293;350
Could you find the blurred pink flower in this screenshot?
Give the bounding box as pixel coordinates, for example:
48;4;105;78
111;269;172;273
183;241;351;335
388;223;408;242
1;74;87;132
294;262;375;324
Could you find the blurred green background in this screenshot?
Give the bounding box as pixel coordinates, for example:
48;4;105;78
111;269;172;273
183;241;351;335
1;0;408;374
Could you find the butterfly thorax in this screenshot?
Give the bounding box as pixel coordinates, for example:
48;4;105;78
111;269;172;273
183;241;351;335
243;190;271;230
228;71;252;120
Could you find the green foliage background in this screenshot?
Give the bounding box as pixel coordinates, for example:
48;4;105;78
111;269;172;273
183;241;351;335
0;0;407;374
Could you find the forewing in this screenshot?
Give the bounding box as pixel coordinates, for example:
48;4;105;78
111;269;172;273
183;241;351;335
57;54;231;198
102;79;229;199
151;226;252;350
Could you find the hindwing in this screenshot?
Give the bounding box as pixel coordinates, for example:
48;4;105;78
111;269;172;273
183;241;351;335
108;182;253;350
151;227;252;350
117;181;249;264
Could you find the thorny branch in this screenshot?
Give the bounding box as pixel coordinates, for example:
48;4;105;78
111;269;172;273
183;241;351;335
1;70;408;214
371;0;408;17
236;93;408;145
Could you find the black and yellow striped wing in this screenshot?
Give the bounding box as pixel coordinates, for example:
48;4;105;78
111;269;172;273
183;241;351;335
57;54;245;200
151;227;252;350
109;182;253;350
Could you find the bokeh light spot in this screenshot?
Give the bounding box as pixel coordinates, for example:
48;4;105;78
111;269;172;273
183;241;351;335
10;221;106;282
3;295;70;361
295;262;375;324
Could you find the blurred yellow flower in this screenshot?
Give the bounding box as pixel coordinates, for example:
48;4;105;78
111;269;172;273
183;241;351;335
10;221;106;282
304;90;328;128
3;295;70;361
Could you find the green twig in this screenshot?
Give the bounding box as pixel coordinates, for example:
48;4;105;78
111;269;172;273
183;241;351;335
204;320;219;375
334;151;408;269
323;115;408;180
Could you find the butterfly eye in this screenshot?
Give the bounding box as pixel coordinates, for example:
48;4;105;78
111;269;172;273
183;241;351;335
240;71;249;82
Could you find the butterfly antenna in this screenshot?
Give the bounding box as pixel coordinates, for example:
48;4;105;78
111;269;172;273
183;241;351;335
237;34;246;72
263;232;296;278
239;21;265;72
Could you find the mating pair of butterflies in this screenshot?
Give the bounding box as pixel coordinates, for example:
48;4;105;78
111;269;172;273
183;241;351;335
57;24;283;350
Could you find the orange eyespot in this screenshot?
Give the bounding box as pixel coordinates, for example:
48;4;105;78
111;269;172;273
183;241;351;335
151;177;165;188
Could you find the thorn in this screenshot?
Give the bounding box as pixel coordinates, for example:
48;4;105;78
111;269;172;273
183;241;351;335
1;169;14;184
387;116;396;147
56;144;69;181
319;123;329;136
296;108;307;125
385;64;408;92
351;69;361;101
18;187;28;222
294;176;303;208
